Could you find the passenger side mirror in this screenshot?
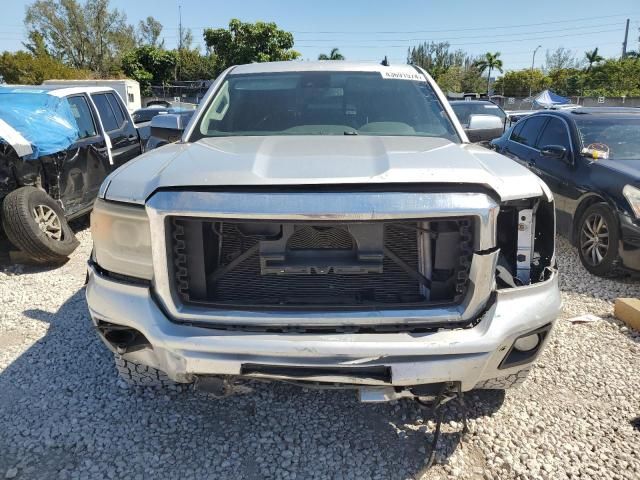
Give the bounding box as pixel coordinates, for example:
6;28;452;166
150;114;188;144
540;145;568;161
465;114;504;143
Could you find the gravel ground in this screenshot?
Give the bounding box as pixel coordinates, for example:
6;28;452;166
0;229;639;480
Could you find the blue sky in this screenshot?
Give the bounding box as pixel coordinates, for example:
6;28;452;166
0;0;639;71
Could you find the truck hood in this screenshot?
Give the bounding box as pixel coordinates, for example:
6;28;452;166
104;135;547;204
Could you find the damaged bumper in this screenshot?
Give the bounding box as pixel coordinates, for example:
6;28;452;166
86;264;561;397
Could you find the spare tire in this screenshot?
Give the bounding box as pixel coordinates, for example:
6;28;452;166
1;186;79;263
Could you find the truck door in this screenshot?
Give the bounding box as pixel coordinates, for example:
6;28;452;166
59;95;109;215
90;92;141;169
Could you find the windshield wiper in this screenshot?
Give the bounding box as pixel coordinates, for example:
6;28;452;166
344;130;358;136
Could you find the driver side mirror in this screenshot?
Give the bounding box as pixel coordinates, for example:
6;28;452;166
150;113;188;144
540;144;569;162
465;114;504;143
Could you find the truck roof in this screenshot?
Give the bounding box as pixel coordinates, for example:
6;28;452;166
0;84;117;97
229;61;424;76
42;79;139;85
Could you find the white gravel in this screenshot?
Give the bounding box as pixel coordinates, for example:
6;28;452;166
0;230;639;480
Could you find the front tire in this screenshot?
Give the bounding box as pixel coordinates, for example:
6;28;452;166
1;186;79;263
576;203;621;277
114;355;176;388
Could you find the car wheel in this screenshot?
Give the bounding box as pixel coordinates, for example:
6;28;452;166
576;202;621;276
1;186;79;263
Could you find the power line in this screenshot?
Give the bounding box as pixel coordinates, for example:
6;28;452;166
287;22;625;43
295;28;624;48
159;12;638;34
289;12;637;34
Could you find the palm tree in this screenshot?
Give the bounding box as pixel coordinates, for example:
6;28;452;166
584;48;604;71
475;52;503;95
318;48;345;60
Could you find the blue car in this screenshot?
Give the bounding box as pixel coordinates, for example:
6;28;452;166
491;107;640;276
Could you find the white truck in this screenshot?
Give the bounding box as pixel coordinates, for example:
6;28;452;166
42;79;142;113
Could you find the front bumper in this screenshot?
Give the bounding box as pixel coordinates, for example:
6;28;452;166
86;265;561;394
619;213;640;272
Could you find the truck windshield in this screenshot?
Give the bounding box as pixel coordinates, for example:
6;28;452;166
576;116;640;160
193;71;460;142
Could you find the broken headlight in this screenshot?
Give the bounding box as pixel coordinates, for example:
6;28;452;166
496;196;555;287
91;198;153;280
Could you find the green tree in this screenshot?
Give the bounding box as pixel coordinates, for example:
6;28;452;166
203;19;300;74
138;16;164;48
23;31;49;57
0;50;90;84
475;52;503;95
547;68;583;96
407;41;483;93
25;0;136;77
584;48;604;72
121;45;176;95
434;65;485;94
407;41;472;80
176;48;217;81
493;69;550;97
582;57;640;96
318;48;344;60
545;47;579;71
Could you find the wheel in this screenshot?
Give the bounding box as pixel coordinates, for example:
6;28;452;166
114;355;176;388
1;186;79;263
576;203;621;276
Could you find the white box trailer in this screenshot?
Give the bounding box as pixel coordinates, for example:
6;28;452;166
42;79;141;113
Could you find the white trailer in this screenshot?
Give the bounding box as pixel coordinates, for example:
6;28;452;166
42;79;141;113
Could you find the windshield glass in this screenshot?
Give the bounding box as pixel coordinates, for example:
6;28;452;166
450;102;505;126
576;117;640;160
193;71;459;141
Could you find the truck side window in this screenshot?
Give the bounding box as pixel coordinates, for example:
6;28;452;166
67;96;97;139
91;93;119;132
105;92;126;127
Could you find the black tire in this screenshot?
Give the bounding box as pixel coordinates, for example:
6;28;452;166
576;202;621;277
114;355;176;388
1;186;79;263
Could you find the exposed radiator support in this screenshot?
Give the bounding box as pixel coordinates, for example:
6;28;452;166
516;208;535;285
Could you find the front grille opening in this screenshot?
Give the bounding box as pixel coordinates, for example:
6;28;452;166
169;218;472;309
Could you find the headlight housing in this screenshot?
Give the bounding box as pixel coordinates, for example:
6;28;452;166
622;185;640;219
91;198;153;280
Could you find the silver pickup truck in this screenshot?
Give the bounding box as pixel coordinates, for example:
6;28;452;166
86;62;560;406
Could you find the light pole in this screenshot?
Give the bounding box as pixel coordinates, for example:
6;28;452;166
529;45;542;98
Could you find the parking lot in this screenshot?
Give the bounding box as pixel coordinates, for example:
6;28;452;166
1;227;638;480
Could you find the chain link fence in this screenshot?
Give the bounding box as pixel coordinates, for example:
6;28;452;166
490;95;640;110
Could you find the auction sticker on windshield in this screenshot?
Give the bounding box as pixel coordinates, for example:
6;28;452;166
381;70;424;81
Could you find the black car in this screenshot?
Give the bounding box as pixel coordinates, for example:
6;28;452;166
491;108;640;276
131;106;175;125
